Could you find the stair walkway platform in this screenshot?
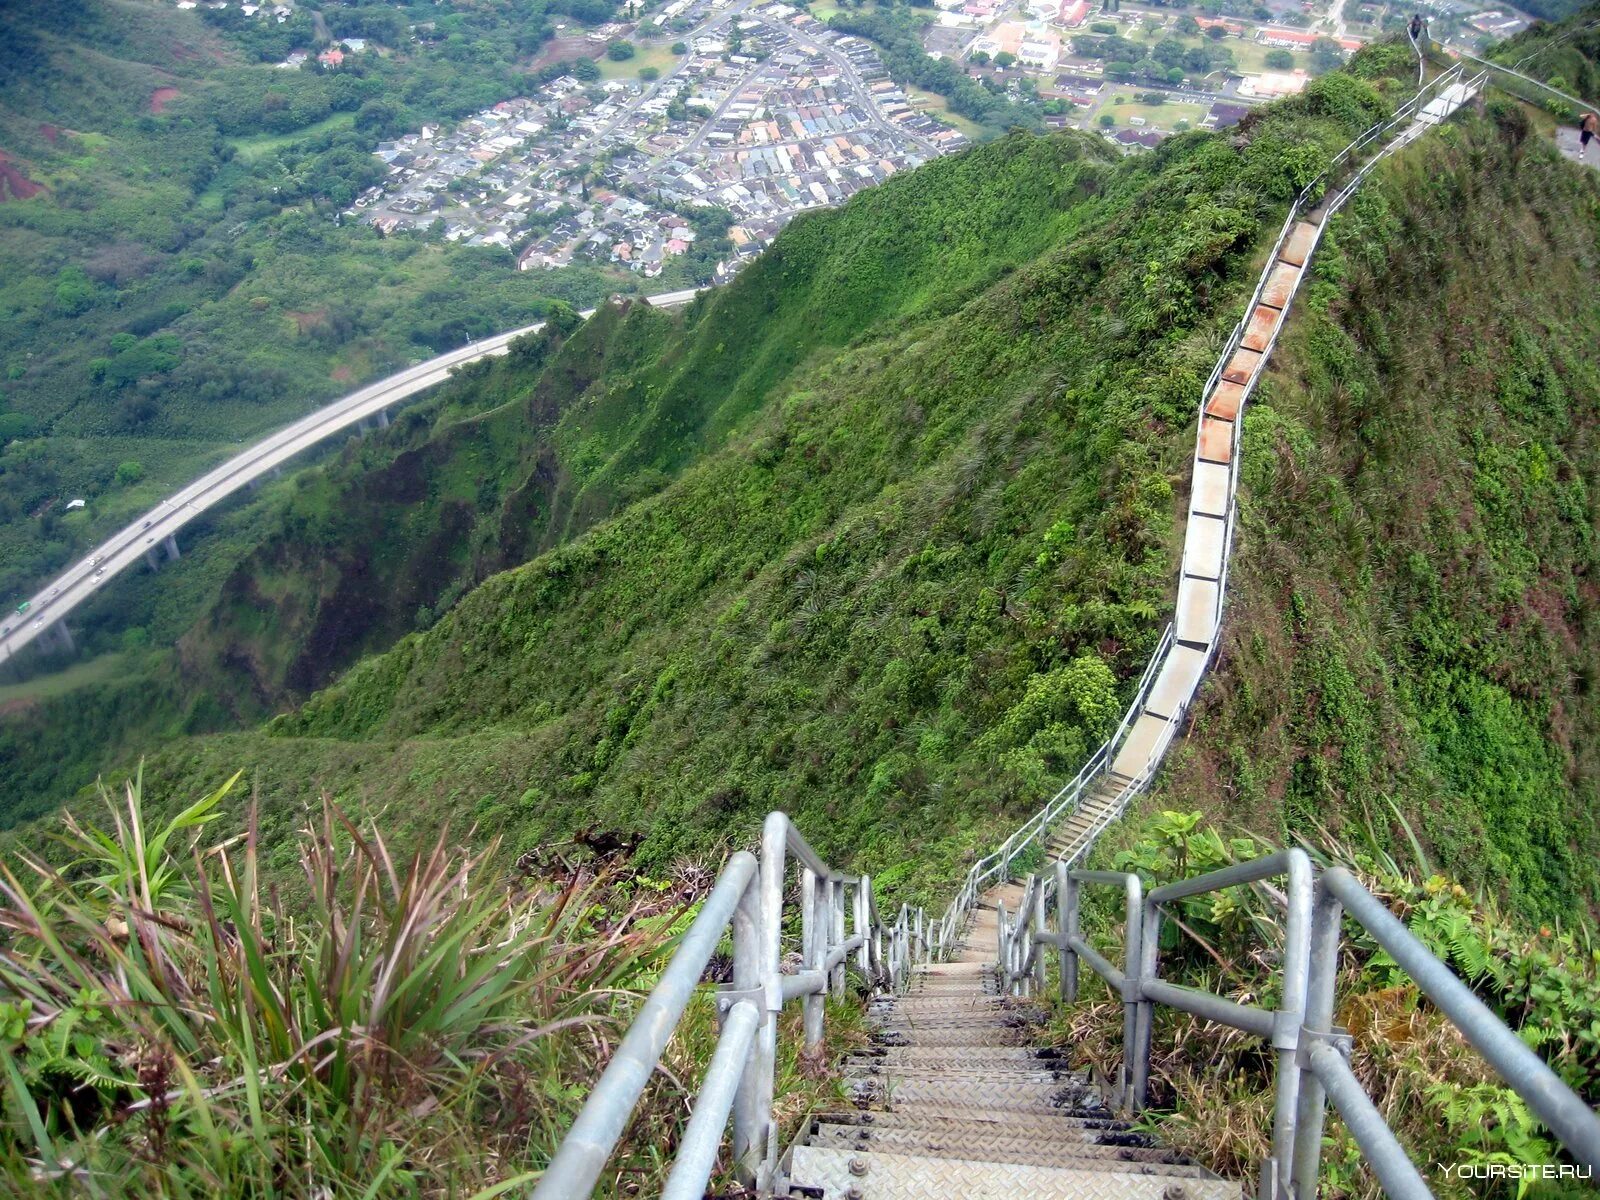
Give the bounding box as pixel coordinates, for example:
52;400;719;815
782;885;1238;1199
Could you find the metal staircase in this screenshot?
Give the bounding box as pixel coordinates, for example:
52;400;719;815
521;56;1600;1200
781;883;1238;1200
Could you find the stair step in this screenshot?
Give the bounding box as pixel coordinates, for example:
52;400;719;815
847;1066;1075;1085
860;1047;1068;1066
786;1145;1240;1200
871;1077;1104;1113
815;1108;1131;1137
869;1025;1029;1047
807;1123;1205;1172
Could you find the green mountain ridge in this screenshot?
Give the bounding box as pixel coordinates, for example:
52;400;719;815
7;39;1600;930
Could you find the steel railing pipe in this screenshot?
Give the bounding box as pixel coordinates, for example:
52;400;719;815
660;1000;762;1200
1322;869;1600;1170
532;851;759;1200
1306;1041;1434;1200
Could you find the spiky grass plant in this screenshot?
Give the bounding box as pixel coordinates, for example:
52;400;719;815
0;768;679;1197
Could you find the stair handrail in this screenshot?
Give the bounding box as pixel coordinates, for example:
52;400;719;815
533;811;907;1199
1450;45;1600;114
993;849;1600;1199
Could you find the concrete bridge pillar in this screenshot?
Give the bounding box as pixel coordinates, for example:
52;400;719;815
376;408;390;429
146;547;162;571
49;621;74;655
163;534;180;562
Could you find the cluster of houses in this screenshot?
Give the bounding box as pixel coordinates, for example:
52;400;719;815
347;2;967;283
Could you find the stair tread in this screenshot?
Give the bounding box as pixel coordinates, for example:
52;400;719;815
807;1124;1209;1172
786;1145;1240;1199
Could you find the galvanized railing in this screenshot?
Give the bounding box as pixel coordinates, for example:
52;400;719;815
995;852;1600;1200
532;811;929;1199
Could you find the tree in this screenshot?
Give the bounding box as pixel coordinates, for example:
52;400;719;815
1098;112;1115;126
1166;66;1184;84
1264;47;1295;69
993;50;1016;68
572;56;602;80
970;49;991;65
639;65;660;80
1175;13;1201;35
1206;24;1228;39
114;461;146;487
606;40;636;60
670;40;689;53
1106;59;1136;79
1309;37;1346;74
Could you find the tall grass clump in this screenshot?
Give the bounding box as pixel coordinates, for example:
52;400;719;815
0;768;683;1197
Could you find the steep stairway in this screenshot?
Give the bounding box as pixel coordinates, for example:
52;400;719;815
781;884;1238;1199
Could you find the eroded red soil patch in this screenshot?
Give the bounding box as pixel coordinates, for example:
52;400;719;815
0;150;44;202
150;86;181;114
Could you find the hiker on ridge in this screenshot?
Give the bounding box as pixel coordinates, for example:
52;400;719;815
1581;111;1598;161
1409;13;1424;42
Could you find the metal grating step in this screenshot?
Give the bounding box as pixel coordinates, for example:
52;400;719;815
876;1077;1105;1113
806;1123;1207;1173
814;1108;1131;1137
785;1145;1241;1200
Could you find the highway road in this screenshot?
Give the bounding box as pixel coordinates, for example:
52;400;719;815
0;287;701;665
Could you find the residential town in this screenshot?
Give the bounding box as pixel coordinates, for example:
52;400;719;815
345;0;967;283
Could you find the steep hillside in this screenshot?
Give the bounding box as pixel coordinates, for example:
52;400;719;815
1150;99;1600;920
116;70;1428;900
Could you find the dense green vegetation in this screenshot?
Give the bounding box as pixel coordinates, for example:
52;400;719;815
0;0;639;604
52;67;1442;907
1153;95;1600;920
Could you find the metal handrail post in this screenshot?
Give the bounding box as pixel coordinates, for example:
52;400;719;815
1031;878;1048;995
754;814;787;1184
1058;860;1078;1004
1131;889;1160;1109
1291;883;1344;1199
830;878;846;998
853;878;871;978
996;900;1008;992
1265;851;1313;1199
1116;873;1143;1108
729;871;768;1184
801;867;824;1052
